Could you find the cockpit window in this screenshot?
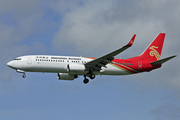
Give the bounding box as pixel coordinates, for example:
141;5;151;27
14;58;21;60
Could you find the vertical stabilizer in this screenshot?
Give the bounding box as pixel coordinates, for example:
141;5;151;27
140;33;165;62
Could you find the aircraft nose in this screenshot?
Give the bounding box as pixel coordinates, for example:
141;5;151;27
7;61;11;67
7;61;15;68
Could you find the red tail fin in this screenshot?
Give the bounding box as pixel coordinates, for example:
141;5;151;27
140;33;165;62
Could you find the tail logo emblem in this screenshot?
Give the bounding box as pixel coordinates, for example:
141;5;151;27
131;40;134;44
149;46;160;60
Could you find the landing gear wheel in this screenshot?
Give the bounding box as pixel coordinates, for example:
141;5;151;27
22;74;26;78
90;74;95;79
83;78;89;84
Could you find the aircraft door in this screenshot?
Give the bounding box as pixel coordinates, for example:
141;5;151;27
27;57;32;64
138;61;142;69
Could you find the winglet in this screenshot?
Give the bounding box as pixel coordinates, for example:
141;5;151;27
126;34;136;47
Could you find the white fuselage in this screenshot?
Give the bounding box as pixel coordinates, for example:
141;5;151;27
7;55;129;76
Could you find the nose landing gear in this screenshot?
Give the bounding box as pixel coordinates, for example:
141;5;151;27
16;70;26;78
22;73;26;78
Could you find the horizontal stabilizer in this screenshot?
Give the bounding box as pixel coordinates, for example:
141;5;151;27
150;55;177;65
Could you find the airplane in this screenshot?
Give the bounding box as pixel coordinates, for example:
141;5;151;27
7;33;176;84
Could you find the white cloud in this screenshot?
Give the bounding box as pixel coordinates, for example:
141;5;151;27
52;0;166;57
50;0;85;14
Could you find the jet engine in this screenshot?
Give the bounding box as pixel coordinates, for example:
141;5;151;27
58;73;77;80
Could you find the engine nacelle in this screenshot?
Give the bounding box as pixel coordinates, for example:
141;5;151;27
67;64;87;74
58;73;77;80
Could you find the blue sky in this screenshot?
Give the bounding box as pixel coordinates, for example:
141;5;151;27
1;0;180;120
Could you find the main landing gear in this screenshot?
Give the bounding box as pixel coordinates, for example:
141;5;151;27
83;74;95;84
83;77;89;84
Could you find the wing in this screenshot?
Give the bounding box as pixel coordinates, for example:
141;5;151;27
85;34;136;72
